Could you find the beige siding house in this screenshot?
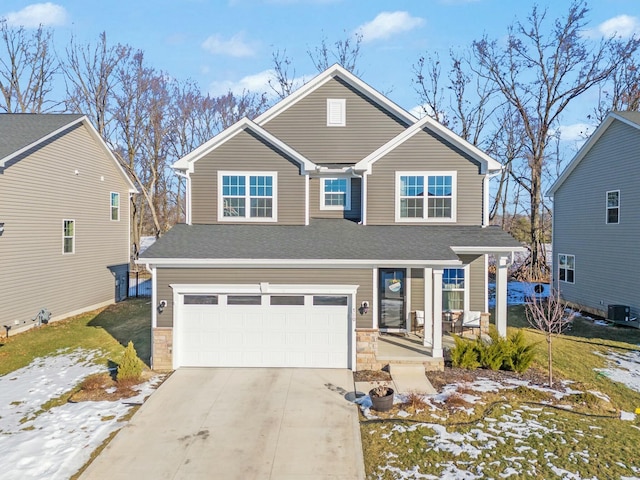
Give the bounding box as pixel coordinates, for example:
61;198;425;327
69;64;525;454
140;65;524;371
548;111;640;322
0;114;137;334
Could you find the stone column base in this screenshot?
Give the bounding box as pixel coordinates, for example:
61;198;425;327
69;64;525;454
355;328;383;371
152;327;174;371
480;312;490;335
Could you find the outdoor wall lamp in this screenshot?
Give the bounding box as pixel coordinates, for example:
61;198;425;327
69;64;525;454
157;300;167;314
359;301;369;315
0;223;4;236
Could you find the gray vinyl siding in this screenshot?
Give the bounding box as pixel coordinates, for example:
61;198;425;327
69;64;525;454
190;130;306;225
156;267;374;329
309;177;361;221
409;268;425;321
261;77;408;165
465;255;486;312
0;122;131;328
553;119;640;318
367;127;483;225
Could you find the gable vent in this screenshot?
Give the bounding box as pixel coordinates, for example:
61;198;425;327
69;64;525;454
327;99;346;126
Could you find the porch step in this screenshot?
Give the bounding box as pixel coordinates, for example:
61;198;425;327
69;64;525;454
389;364;437;395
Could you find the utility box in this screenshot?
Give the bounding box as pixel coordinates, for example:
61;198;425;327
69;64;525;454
608;304;631;323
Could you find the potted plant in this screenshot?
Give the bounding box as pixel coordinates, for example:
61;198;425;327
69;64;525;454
369;383;394;412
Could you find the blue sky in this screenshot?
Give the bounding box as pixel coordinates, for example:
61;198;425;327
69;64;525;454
2;1;640;144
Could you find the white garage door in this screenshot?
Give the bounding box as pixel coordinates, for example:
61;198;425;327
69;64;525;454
176;293;350;368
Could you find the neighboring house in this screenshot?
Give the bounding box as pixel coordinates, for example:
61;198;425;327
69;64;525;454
0;114;137;334
140;65;524;371
548;111;640;321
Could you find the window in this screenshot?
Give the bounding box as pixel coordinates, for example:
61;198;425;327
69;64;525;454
63;220;75;254
443;268;465;311
184;295;218;305
270;295;305;306
606;190;619;224
558;254;575;284
110;192;120;221
313;295;348;306
327;99;346;126
227;295;262;305
321;178;351;210
218;172;277;221
396;172;456;222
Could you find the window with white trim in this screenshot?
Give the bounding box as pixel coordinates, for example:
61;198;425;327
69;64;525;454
218;172;277;221
443;268;465;311
321;178;351;210
327;99;346;126
110;192;120;221
396;172;456;222
63;219;75;254
606;190;619;224
558;254;575;284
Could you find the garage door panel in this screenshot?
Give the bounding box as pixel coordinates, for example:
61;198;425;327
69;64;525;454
178;295;349;368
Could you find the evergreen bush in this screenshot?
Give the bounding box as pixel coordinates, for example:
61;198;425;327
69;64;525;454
117;341;143;384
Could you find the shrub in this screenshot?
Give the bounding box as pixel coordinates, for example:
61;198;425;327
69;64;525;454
505;330;536;373
117;341;143;384
450;335;480;369
477;329;509;370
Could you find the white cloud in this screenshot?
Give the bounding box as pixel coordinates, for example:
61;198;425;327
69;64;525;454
2;3;68;27
553;123;593;142
201;32;256;57
208;69;309;97
586;14;640;39
356;11;424;43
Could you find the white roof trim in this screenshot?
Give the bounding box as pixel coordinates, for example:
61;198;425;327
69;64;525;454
0;116;137;193
254;63;418;127
138;258;462;268
172;117;316;173
355;114;503;174
451;246;527;254
170;283;360;295
547;112;640;197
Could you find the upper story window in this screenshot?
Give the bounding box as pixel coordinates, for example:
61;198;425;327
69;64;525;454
558;254;575;284
321;178;351;210
63;219;75;254
327;99;346;126
110;192;120;221
396;171;456;222
218;171;277;222
443;268;465;311
606;190;619;224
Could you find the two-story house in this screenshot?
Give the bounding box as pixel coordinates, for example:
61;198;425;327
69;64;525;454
0;114;137;334
548;111;640;322
140;65;524;371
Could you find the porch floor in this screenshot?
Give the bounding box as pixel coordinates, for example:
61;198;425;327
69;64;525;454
376;332;456;369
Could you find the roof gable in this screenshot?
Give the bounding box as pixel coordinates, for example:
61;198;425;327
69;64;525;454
173;117;316;173
355;114;503;174
0;114;137;193
547;111;640;196
254;64;417;127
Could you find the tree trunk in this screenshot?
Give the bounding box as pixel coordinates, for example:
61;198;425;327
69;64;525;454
547;337;553;388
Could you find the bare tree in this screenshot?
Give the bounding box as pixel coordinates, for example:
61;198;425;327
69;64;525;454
269;48;298;100
592;53;640;121
0;20;59;112
525;290;574;387
472;1;640;280
308;31;362;74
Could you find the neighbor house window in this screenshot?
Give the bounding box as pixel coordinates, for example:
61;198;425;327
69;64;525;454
606;190;619;224
558;254;575;284
396;172;456;222
218;172;277;221
443;268;465;311
321;178;351;210
63;219;75;254
110;192;120;221
326;99;346;126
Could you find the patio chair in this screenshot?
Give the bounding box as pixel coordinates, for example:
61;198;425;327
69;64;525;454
460;310;481;336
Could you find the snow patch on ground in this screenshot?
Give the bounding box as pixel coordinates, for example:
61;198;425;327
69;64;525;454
0;349;163;480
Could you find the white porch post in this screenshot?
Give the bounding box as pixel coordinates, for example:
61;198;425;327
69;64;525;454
423;267;433;347
432;269;443;358
495;253;510;337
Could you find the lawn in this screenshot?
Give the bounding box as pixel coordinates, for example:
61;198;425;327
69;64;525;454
361;306;640;479
0;298;152;376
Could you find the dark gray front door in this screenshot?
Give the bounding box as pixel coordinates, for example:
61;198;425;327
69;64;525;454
378;268;406;330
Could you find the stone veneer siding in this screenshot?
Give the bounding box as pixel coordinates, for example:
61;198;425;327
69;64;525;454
356;328;383;371
152;327;173;371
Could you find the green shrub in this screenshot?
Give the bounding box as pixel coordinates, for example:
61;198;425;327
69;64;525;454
505;330;536;373
450;335;480;369
117;341;143;384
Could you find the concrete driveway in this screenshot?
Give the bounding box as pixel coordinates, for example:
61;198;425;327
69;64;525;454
80;368;365;479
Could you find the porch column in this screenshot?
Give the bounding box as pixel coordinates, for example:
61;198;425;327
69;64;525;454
423;267;433;347
495;253;510;337
432;268;443;358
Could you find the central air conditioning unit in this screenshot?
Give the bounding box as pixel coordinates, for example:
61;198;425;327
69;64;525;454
608;304;630;323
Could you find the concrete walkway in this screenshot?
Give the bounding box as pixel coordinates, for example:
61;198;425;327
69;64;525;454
81;368;364;480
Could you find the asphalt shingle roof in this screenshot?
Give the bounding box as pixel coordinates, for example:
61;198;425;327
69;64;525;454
141;219;522;262
0;114;84;161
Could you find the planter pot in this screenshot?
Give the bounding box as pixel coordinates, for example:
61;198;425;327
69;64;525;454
369;388;394;412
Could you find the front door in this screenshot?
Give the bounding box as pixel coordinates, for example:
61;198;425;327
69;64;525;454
378;268;406;331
